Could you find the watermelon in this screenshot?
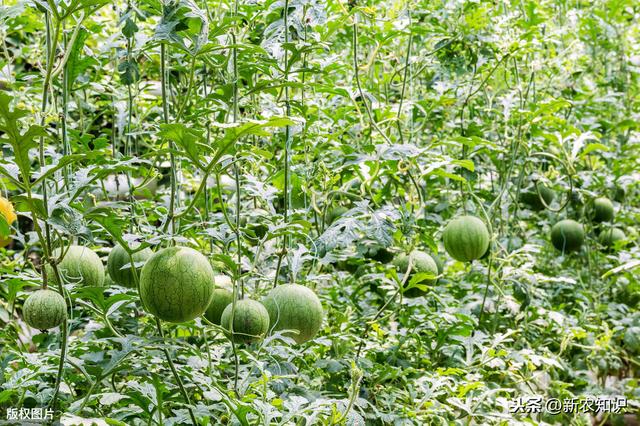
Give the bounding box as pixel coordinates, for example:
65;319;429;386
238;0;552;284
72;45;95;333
520;184;555;210
107;244;153;288
363;246;394;263
392;250;439;297
204;275;234;325
220;299;270;343
23;289;66;331
599;228;626;250
613;185;625;202
442;215;491;262
139;246;215;323
47;245;105;287
550;219;584;253
262;284;323;344
103;272;114;287
591;197;614;223
430;252;445;275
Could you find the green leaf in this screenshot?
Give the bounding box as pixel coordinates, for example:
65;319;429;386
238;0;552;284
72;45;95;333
32;153;95;187
602;260;640;279
118;59;140;86
210;117;297;163
84;205;130;248
122;16;138;38
452;159;475;172
408;272;437;287
65;27;91;89
0;94;49;184
48;203;93;241
431;169;467;182
0;214;10;238
580;143;610;157
159;123;205;168
12;194;46;218
153;0;208;54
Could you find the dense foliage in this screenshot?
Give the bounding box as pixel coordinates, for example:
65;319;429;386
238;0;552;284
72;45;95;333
0;0;639;424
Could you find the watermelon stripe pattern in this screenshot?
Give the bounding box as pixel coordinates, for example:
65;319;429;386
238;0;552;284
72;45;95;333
550;219;584;253
139;246;215;323
47;245;105;287
23;289;67;331
442;216;491;263
262;284;323;344
221;299;270;343
107;245;152;288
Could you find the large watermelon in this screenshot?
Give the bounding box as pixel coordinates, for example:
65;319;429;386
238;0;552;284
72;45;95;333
262;284;323;344
23;289;67;331
550;219;584;253
220;299;270;343
107;244;153;288
442;215;490;262
47;245;105;287
139;246;215;323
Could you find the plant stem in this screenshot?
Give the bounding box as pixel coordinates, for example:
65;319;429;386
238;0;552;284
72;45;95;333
355;263;413;360
61;27;70;189
227;0;241;396
38;9;69;413
155;318;197;425
396;22;412;145
161;42;177;237
352;12;392;145
277;0;292;284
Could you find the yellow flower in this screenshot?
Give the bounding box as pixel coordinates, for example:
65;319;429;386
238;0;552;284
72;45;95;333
0;196;17;248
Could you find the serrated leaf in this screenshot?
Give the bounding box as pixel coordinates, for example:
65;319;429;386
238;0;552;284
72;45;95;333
159;123;205;167
122;17;138;38
0;94;48;183
153;0;208;54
